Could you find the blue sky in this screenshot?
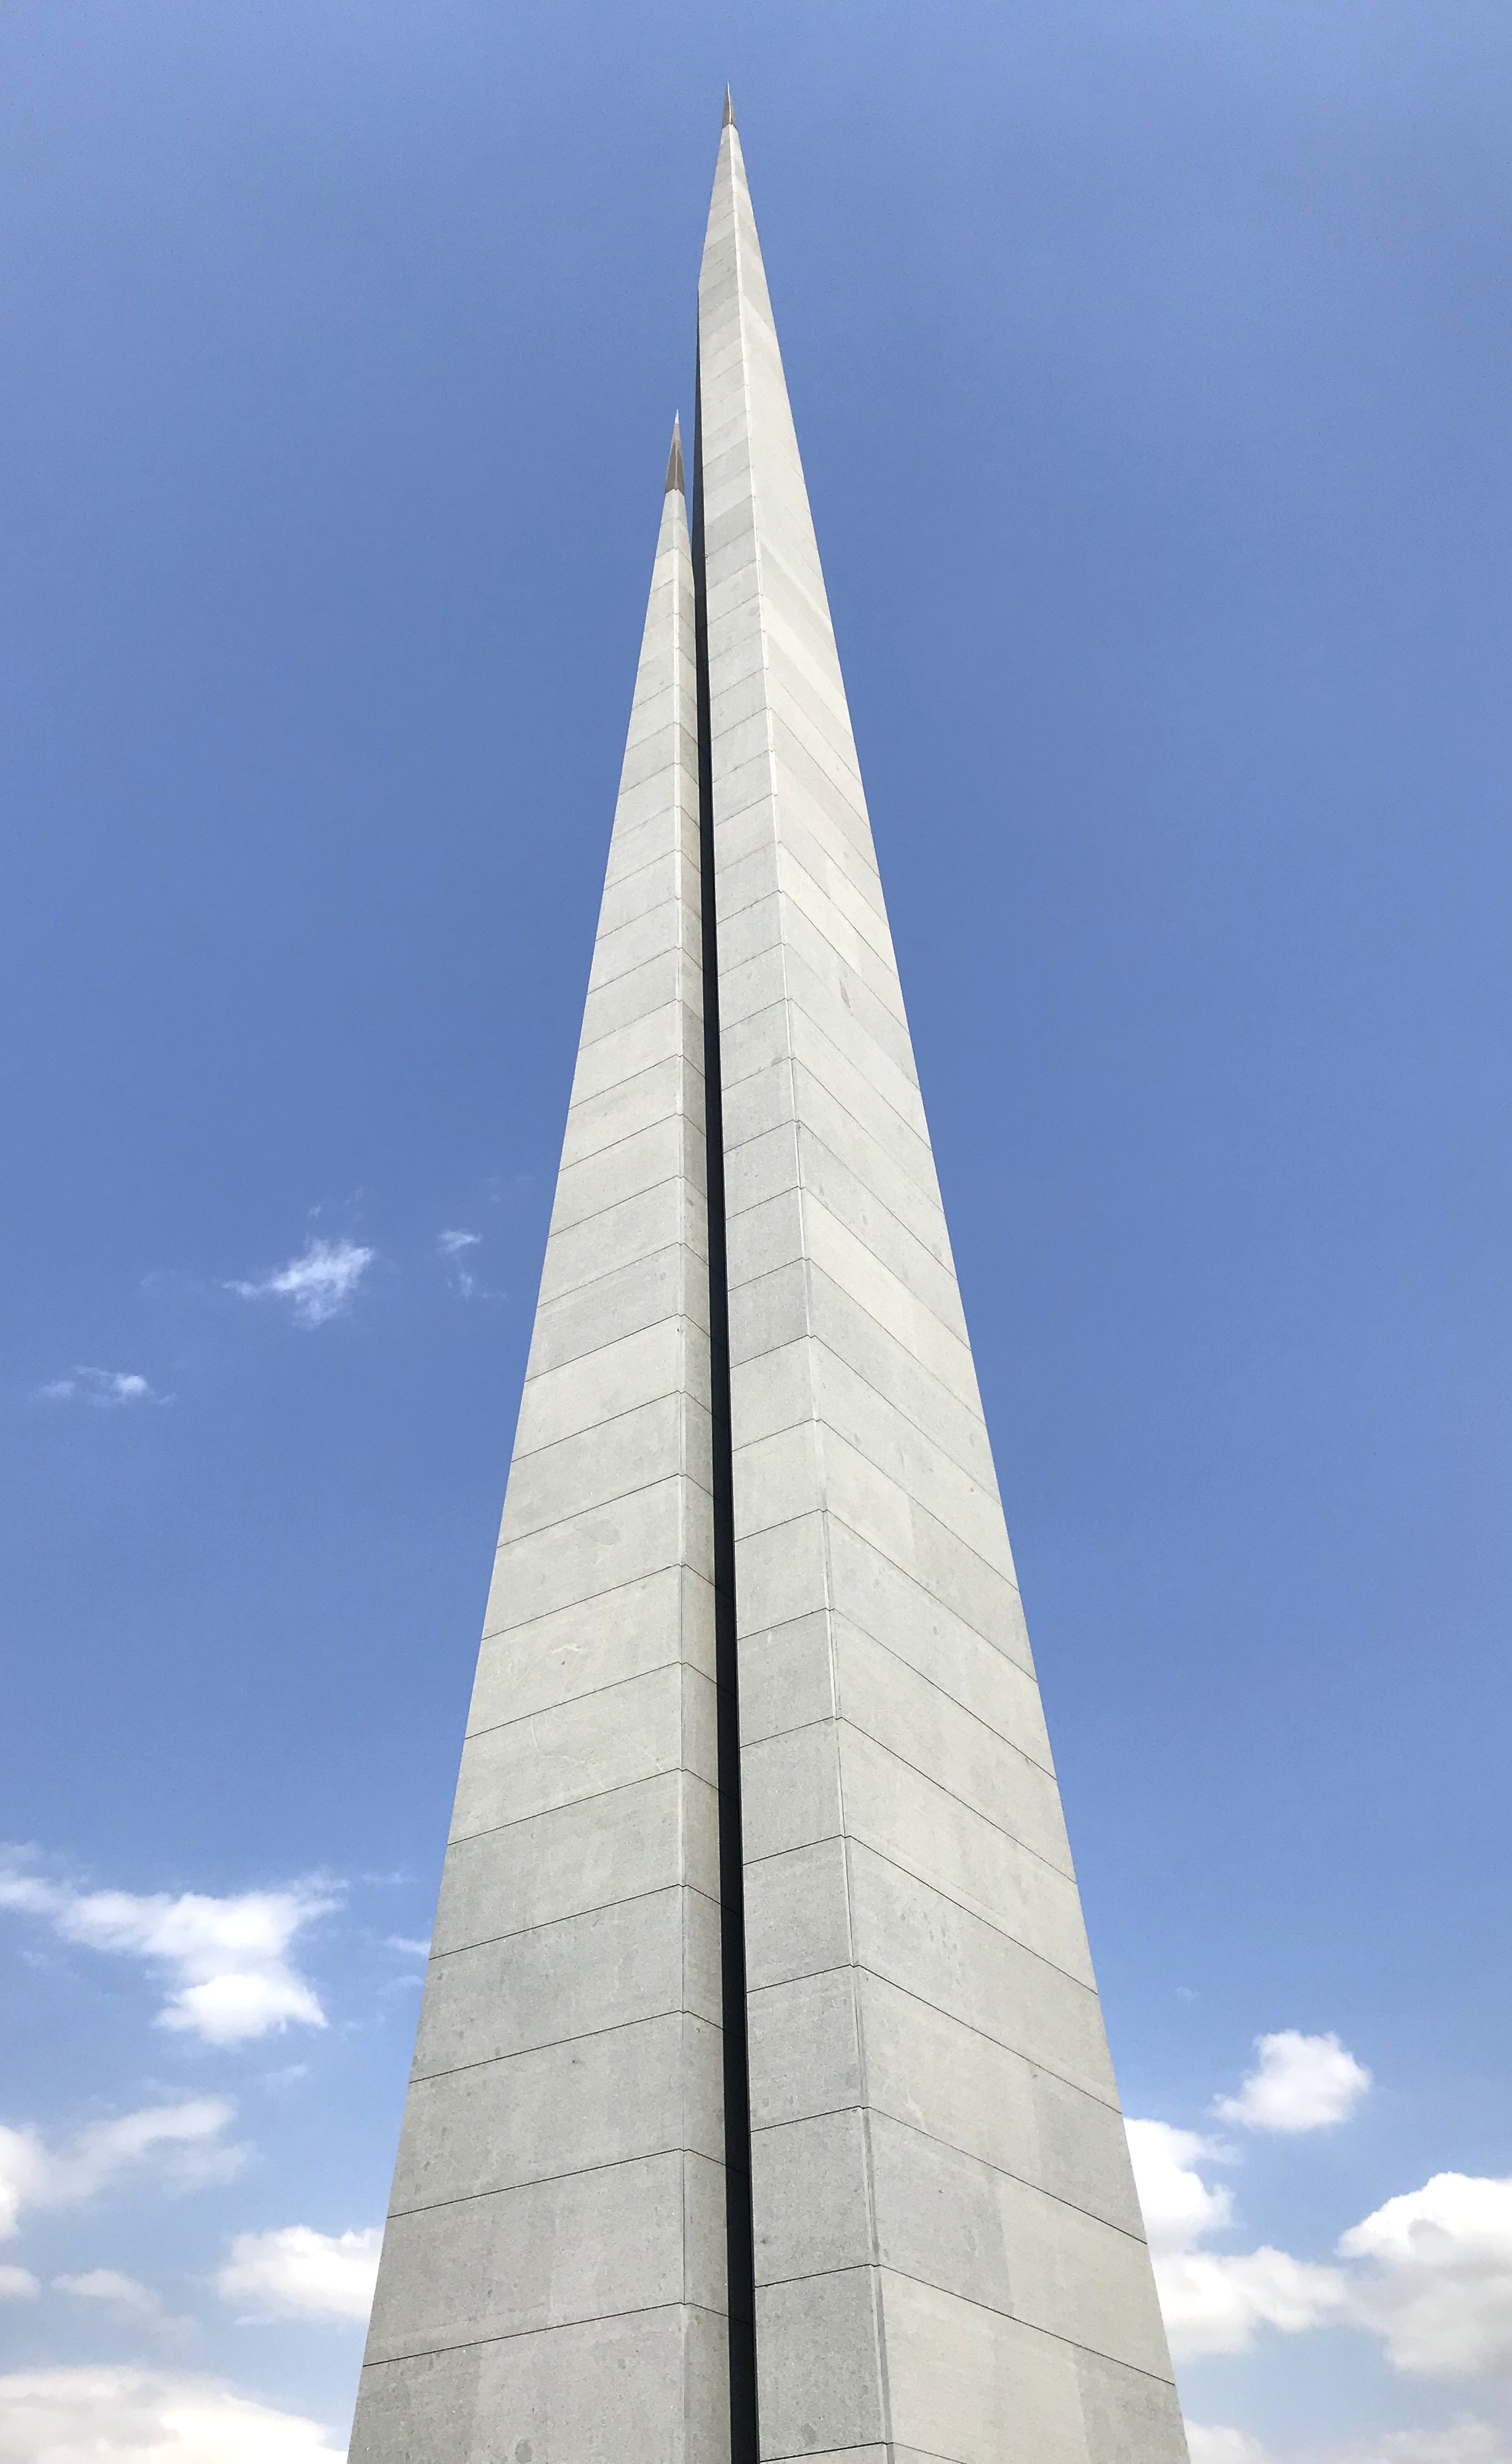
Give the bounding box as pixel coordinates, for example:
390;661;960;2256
1;2;1510;2456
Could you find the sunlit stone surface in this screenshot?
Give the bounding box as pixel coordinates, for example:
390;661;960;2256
350;101;1187;2464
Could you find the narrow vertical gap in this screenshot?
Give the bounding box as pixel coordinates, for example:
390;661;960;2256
693;358;761;2464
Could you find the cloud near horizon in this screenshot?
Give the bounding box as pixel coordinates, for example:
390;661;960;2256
1128;2057;1512;2380
0;1865;336;2044
1186;2421;1512;2464
227;1238;374;1327
0;2365;343;2462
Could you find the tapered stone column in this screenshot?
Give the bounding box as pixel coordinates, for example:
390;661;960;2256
348;428;734;2464
351;103;1187;2464
696;102;1188;2464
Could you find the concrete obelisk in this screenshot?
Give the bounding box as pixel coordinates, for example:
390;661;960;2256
349;426;739;2462
696;96;1186;2464
349;98;1186;2464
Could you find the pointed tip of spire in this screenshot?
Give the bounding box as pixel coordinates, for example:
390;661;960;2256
665;417;684;497
722;84;736;130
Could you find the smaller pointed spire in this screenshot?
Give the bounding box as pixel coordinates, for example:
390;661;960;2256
722;85;736;130
665;416;684;497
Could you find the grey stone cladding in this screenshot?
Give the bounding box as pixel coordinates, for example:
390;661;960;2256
696;109;1188;2464
348;442;733;2464
350;103;1187;2464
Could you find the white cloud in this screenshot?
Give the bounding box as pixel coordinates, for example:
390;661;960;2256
1138;2026;1512;2438
1142;2140;1512;2375
1127;2120;1235;2253
1216;2032;1373;2134
216;2225;381;2324
1133;2065;1512;2382
0;2270;38;2301
0;1866;335;2044
1340;2174;1512;2378
1156;2245;1349;2358
227;1238;374;1327
382;1935;429;1957
0;2366;343;2462
37;1370;156;1407
1127;2116;1346;2359
437;1230;481;1255
0;2101;237;2242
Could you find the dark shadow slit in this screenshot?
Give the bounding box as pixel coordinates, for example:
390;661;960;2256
693;353;761;2464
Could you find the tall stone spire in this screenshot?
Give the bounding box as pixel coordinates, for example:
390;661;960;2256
349;433;735;2462
348;107;1186;2464
696;110;1188;2464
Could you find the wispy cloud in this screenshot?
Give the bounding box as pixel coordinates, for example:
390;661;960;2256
54;2268;177;2327
56;2269;158;2315
216;2225;381;2325
0;2269;38;2301
382;1935;429;1958
437;1227;487;1299
0;2366;343;2460
36;1369;158;1407
0;1864;337;2045
0;2100;238;2243
227;1238;374;1328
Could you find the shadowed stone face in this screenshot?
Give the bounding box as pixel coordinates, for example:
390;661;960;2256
349;109;1187;2464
